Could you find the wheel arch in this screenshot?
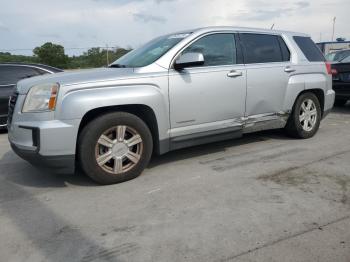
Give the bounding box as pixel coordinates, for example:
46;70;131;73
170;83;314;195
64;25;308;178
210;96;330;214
284;74;326;117
77;104;162;155
294;89;325;116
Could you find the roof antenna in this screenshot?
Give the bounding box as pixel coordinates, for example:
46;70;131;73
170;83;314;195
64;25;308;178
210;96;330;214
270;23;275;30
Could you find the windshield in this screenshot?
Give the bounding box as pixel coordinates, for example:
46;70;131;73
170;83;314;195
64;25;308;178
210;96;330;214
111;33;191;68
325;50;350;63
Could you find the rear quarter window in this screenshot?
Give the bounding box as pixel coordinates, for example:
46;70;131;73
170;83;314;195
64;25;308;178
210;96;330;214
293;36;325;62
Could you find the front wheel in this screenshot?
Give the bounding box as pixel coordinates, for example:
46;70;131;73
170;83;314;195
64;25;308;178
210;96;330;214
78;112;153;185
285;92;321;139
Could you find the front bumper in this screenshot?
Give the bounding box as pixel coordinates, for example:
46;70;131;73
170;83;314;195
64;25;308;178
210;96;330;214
11;142;75;174
7;93;81;174
8;119;80;174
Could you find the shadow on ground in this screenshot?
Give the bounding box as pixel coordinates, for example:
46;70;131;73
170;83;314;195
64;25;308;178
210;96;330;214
1;171;132;262
0;129;8;134
1;128;295;189
332;102;350;114
148;129;294;169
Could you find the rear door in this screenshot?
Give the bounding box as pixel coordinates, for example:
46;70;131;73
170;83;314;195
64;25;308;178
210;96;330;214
239;33;291;117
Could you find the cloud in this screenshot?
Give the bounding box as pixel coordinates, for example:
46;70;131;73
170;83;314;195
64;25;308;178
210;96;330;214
0;0;349;56
92;0;176;4
0;21;9;31
295;1;310;8
232;0;311;21
237;8;294;21
37;33;61;39
133;13;167;23
154;0;176;3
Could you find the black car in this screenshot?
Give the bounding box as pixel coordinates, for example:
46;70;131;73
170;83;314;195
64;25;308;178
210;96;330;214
326;50;350;106
0;63;63;128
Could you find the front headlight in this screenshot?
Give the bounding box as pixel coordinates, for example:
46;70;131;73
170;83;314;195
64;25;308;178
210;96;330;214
22;83;59;113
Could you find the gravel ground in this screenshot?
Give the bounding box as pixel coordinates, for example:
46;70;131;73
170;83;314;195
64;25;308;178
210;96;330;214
0;105;349;262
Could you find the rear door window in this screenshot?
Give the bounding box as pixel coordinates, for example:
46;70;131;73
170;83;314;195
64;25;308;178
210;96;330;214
239;33;288;64
293;36;325;62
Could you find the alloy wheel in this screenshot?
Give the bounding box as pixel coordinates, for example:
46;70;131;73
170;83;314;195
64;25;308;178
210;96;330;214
95;125;143;174
299;99;317;132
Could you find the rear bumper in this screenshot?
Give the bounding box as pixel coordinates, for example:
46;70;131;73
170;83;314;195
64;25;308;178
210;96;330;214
333;82;350;99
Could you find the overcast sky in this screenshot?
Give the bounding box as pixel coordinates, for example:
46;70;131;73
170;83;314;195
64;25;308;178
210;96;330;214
0;0;349;56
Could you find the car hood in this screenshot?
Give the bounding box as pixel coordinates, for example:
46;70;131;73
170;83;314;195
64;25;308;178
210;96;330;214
16;67;135;94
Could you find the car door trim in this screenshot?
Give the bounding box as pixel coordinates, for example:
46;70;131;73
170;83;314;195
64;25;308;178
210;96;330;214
170;125;242;151
243;112;290;133
170;118;244;137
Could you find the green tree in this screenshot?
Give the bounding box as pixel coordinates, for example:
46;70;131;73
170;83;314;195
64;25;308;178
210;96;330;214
79;47;131;68
84;47;105;67
33;42;68;68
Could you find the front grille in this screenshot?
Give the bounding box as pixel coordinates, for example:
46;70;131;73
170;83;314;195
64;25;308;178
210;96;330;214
7;91;18;125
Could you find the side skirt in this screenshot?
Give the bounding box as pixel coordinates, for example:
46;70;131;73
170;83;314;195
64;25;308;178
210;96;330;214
169;126;242;151
158;112;290;154
243;112;290;134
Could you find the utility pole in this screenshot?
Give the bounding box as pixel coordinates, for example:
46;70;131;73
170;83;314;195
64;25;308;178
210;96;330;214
106;44;109;66
331;17;336;41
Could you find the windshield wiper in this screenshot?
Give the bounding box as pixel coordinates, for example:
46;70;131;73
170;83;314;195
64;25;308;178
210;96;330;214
109;64;127;68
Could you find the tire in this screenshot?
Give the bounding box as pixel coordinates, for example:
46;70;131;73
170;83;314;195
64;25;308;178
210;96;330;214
78;112;153;185
285;92;322;139
334;99;348;107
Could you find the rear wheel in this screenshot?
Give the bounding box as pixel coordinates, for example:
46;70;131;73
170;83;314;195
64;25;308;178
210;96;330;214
334;99;348;107
78;112;153;185
285;92;321;139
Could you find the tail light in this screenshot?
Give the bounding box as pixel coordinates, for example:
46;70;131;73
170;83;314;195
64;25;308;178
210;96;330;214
325;62;332;75
331;68;338;75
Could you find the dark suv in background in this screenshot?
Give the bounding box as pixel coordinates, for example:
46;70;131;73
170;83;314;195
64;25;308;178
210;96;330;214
326;50;350;106
0;63;63;129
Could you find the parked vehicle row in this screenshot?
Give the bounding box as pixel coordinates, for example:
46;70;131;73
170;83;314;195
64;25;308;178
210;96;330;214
317;41;350;55
326;50;350;106
7;27;335;184
0;63;62;129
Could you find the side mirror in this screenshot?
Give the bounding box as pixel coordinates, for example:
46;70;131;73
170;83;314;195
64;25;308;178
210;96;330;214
174;52;204;70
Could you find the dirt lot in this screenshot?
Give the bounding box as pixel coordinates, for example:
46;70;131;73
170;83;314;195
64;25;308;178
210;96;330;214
0;105;350;262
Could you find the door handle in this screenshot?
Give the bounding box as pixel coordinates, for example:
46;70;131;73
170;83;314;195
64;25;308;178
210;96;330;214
227;70;243;77
284;66;296;73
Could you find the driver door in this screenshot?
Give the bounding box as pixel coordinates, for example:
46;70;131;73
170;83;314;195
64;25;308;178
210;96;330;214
168;33;247;143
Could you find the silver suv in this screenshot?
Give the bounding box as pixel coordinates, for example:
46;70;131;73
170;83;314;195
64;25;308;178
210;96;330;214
8;27;335;184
